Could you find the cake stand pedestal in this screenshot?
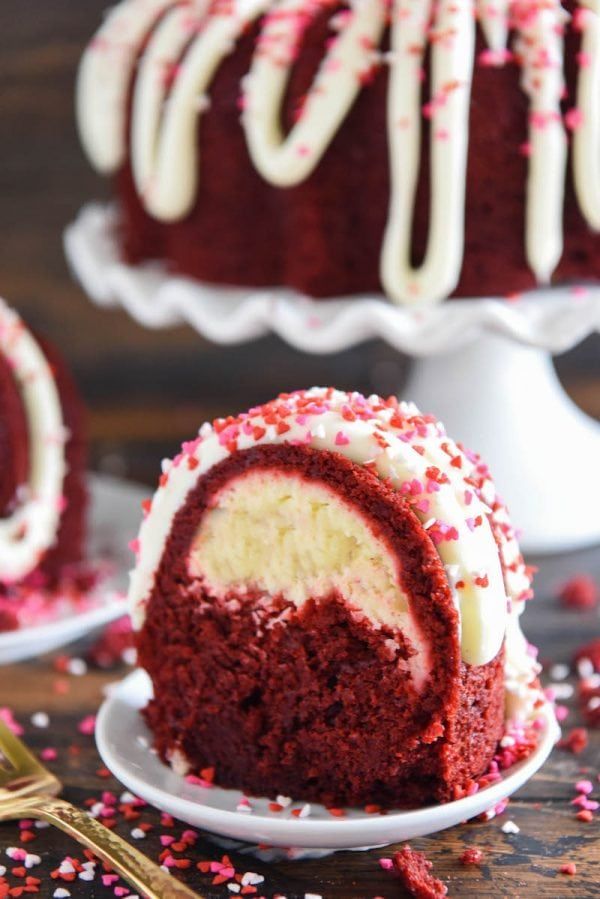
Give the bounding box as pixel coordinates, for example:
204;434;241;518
65;203;600;553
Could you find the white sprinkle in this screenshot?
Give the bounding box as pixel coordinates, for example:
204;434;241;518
0;866;6;876
24;853;41;868
305;894;323;899
78;870;94;881
276;795;292;808
500;735;515;748
160;865;171;874
313;424;326;440
549;663;570;681
53;890;71;898
228;886;241;894
195;93;211;112
120;791;136;804
67;658;88;677
31;712;49;728
59;860;76;874
501;820;520;834
588;696;600;711
35;821;50;829
577;658;594;679
297;803;311;818
241;872;264;886
122;647;137;666
550;683;574;700
423;517;436;530
131;828;146;840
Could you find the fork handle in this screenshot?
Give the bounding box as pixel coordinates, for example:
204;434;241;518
6;796;202;899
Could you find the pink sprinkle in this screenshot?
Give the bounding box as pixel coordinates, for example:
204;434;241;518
128;538;140;556
379;857;394;870
297;144;311;157
577;50;592;68
40;747;57;761
160;835;175;846
78;714;96;736
0;707;23;735
115;889;130;897
335;431;350;446
555;704;569;722
575;779;594;795
565;107;584;131
494;797;509;816
102;874;119;886
479;47;513;66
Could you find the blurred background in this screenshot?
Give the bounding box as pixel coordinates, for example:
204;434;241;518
2;0;600;486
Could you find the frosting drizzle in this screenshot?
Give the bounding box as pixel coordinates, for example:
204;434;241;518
77;0;597;305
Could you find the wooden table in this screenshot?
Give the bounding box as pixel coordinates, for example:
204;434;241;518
1;545;599;899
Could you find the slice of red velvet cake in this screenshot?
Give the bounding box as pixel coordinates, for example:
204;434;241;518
129;388;543;807
0;299;87;632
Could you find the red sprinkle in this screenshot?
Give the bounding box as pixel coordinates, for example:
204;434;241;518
559;575;598;610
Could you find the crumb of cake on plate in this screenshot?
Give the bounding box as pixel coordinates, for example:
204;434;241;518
126;387;547;808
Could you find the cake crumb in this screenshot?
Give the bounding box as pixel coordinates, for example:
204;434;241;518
459;847;484;865
386;845;448;898
559;575;598;610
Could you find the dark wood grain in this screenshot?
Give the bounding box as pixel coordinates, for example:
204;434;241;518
1;547;599;898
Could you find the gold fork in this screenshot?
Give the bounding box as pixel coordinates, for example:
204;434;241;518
0;719;201;898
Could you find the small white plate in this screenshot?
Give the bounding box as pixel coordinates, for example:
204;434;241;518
97;668;560;850
0;474;147;665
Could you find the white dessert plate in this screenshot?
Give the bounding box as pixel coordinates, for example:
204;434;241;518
0;474;147;665
97;668;560;850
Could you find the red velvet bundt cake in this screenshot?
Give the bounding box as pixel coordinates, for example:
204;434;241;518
129;388;543;807
0;299;87;631
77;0;600;305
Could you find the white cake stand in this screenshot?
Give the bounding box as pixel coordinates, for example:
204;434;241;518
65;203;600;553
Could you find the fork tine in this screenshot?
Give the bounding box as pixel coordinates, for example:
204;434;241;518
0;718;46;776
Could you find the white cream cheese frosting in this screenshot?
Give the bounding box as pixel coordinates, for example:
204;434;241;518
129;387;537;719
77;0;597;306
0;299;67;583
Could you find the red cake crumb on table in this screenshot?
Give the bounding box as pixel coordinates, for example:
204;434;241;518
459;847;484;866
389;845;448;898
558;727;589;754
559;575;598;610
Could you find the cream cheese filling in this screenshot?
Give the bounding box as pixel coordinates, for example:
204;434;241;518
189;470;432;688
